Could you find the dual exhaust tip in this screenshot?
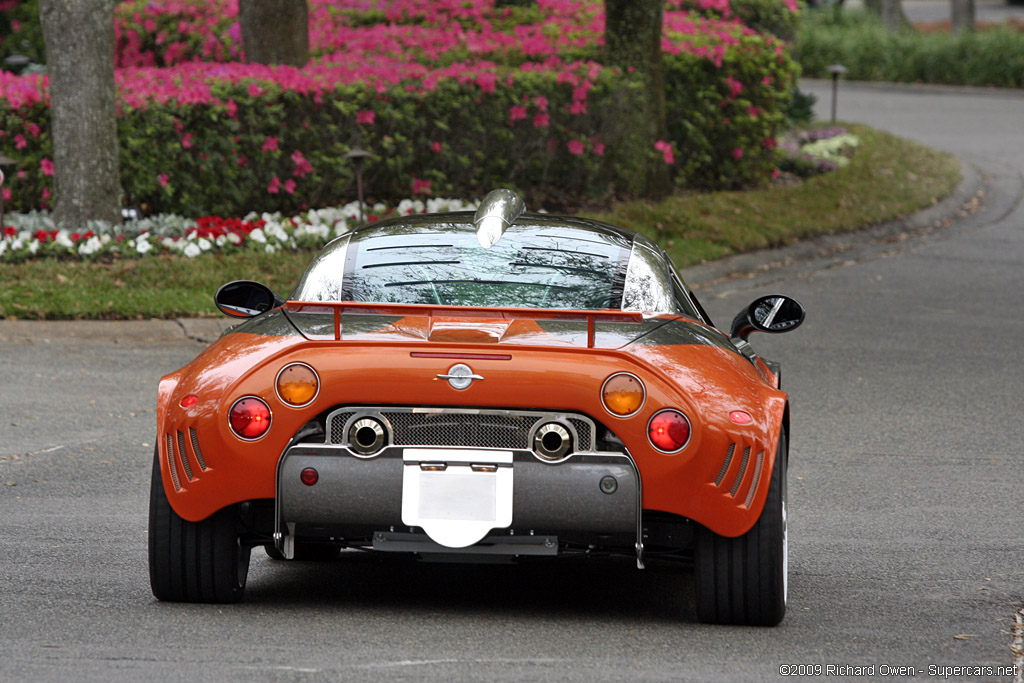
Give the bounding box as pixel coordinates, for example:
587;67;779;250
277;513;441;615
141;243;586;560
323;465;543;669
346;416;574;461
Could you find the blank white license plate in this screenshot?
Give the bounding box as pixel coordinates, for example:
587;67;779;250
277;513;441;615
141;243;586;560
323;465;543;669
401;449;513;548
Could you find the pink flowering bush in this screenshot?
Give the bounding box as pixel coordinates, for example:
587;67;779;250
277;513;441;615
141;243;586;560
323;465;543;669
0;0;800;217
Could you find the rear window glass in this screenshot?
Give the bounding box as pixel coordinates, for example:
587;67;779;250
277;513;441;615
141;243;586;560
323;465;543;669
296;222;634;310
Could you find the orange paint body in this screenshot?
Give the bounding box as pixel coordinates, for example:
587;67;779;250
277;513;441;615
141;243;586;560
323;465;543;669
157;303;787;538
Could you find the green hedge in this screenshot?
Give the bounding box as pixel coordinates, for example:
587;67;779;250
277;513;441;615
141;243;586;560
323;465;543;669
795;10;1024;87
1;36;797;215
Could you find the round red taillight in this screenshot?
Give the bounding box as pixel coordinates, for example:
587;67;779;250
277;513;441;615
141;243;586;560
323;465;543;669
300;467;319;486
179;394;198;408
229;397;272;440
648;410;691;453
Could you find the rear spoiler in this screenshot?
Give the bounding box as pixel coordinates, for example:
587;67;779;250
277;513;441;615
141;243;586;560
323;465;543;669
285;301;645;348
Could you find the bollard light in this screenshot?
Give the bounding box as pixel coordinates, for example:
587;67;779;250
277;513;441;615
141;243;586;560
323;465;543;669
344;146;371;224
827;63;848;124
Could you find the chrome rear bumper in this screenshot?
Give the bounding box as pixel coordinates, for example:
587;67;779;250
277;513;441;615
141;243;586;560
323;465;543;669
274;443;642;563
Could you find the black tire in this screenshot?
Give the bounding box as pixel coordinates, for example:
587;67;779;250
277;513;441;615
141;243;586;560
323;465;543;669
694;431;787;626
148;449;250;603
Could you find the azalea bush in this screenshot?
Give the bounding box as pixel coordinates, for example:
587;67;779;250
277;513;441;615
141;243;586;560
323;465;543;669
0;0;800;217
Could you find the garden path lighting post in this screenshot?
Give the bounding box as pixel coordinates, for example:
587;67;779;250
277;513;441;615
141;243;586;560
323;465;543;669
0;153;14;229
345;146;371;224
828;64;848;124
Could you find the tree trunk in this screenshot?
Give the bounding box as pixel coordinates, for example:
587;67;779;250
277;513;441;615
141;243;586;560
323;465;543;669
38;0;121;229
239;0;309;67
603;0;671;199
864;0;913;31
951;0;975;34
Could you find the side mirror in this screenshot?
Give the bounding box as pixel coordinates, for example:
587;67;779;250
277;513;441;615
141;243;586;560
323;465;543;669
214;280;285;318
730;295;806;341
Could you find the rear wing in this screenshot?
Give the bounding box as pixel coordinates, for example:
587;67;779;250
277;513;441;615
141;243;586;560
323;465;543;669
285;301;645;349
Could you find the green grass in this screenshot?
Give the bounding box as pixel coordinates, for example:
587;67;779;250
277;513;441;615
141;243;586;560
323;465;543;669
0;124;961;320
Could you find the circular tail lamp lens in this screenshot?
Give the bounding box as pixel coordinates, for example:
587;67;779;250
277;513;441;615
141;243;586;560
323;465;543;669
648;409;691;453
229;397;272;440
602;373;645;416
277;363;319;406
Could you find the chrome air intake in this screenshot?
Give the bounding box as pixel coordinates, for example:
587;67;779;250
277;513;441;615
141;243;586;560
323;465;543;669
532;422;572;461
473;188;525;248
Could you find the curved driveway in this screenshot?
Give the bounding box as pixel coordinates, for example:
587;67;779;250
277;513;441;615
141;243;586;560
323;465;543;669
1;82;1023;681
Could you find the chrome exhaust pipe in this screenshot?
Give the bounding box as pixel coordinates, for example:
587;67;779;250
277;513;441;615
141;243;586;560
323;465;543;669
348;417;386;455
533;422;572;461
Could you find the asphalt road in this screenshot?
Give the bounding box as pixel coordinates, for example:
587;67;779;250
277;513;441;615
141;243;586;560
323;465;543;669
2;82;1023;682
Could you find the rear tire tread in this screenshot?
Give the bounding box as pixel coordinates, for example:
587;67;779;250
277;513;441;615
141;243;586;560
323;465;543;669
148;449;249;603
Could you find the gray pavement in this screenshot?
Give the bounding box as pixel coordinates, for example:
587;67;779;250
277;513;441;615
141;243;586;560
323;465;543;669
2;81;1024;681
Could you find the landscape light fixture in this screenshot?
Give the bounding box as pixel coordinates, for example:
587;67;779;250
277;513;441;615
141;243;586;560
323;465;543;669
0;152;14;229
827;63;848;124
345;146;371;224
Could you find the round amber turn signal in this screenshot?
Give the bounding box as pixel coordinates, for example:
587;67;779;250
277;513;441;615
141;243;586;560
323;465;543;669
276;363;319;407
601;373;645;417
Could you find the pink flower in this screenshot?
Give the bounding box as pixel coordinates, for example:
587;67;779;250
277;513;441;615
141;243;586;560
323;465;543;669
570;100;587;115
654;140;675;165
247;82;264;98
762;137;776;150
567;140;584;156
593;142;605;156
2;188;10;202
732;147;744;160
262;136;279;152
40;158;54;176
725;75;743;98
356;110;376;125
26;123;40;138
534;95;549;111
267;176;280;194
14;134;26;150
41;187;50;199
158;173;169;187
291;149;313;177
533;113;550;128
284;179;296;194
783;0;798;11
508;105;527;123
225;98;237;119
412;177;431;195
181;132;193;149
747;106;759;118
430;141;443;153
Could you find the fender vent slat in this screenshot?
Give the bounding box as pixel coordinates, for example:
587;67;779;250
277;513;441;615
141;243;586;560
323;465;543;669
730;447;751;497
715;443;736;487
165;433;181;491
189;428;208;471
744;450;765;508
176;430;194;481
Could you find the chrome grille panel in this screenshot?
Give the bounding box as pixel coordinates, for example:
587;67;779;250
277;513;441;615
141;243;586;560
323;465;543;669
567;418;592;454
730;446;751;497
165;433;181;491
326;407;596;451
744;450;765;507
328;412;357;444
715;443;736;487
176;430;194;481
189;428;208;471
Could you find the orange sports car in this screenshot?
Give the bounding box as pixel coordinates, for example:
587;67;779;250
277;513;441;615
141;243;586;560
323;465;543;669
149;189;805;625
